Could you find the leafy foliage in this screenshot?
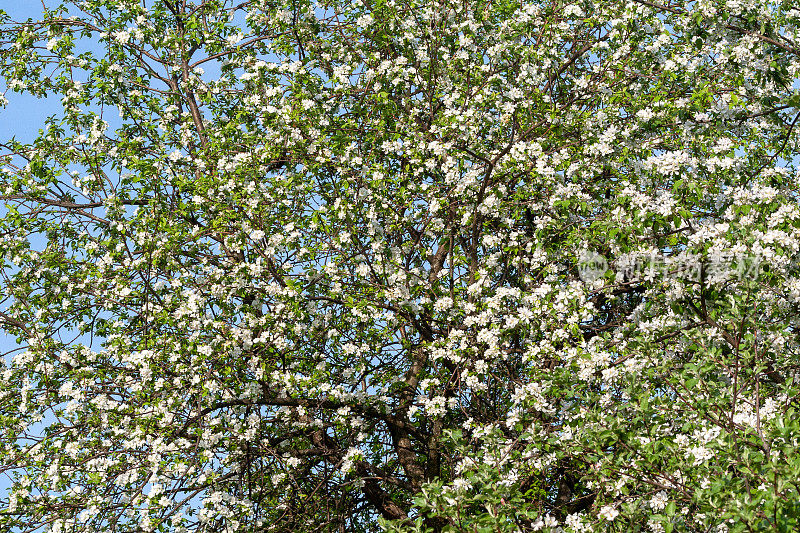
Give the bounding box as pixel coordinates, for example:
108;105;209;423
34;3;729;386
1;0;800;531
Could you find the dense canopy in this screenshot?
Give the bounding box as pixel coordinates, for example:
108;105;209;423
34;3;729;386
2;0;800;531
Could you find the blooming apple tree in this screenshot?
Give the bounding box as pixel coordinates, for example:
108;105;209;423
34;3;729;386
2;0;800;531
